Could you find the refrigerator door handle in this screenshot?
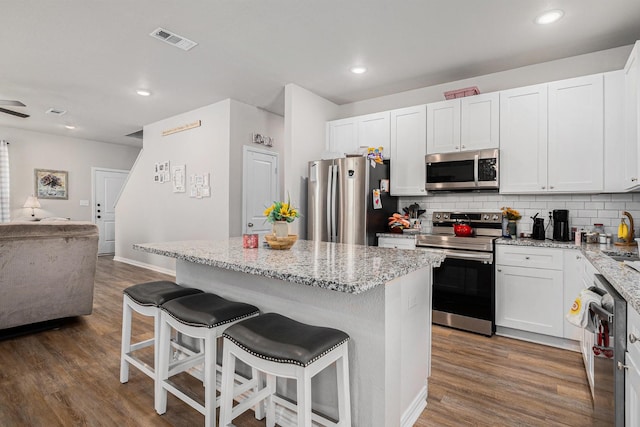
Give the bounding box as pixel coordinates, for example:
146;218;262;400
326;166;333;242
331;164;338;242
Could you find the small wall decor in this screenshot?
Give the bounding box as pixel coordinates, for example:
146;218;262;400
172;164;186;193
154;160;171;183
189;173;211;198
162;120;201;136
35;169;68;199
252;133;273;147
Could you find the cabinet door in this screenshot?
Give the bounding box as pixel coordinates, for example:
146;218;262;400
426;99;460;153
563;251;585;341
378;236;416;250
358;112;391;159
461;92;499;151
495;265;563;336
603;70;626;192
625;41;640;189
327;118;358;155
626;351;640;427
548;74;604;192
390;105;427;196
499;84;548;193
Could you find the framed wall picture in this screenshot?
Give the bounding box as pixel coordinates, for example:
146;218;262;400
35;169;68;199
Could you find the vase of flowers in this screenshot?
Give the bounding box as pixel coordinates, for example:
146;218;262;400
501;207;522;239
264;197;300;238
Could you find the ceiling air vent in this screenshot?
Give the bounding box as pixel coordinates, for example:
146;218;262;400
150;27;198;51
45;108;67;116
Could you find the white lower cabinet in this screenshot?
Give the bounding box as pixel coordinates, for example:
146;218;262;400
626;350;640;426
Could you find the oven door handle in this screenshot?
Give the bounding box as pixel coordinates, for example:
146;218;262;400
442;249;493;263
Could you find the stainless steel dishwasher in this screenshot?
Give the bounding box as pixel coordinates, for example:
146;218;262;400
592;274;626;426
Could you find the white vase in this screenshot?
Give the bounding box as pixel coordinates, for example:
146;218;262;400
273;221;288;238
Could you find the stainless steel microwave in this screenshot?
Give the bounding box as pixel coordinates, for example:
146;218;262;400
425;148;499;191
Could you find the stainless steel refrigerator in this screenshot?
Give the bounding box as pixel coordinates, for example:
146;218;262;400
307;157;397;246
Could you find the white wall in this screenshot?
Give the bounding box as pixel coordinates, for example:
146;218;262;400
115;99;284;271
229;99;284;235
283;84;339;237
338;45;632;117
2;126;139;221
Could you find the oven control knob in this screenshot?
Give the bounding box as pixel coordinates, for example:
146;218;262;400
435;213;441;219
492;214;500;220
443;214;449;219
483;214;489;220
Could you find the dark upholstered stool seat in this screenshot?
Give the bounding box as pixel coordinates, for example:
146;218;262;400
161;293;259;328
223;312;350;367
123;281;203;307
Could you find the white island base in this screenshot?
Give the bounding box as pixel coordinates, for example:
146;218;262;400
176;260;433;427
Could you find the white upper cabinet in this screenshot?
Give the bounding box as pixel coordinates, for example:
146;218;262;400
604;70;626;192
548;74;604;192
326;112;391;158
327;117;358;155
426;92;499;153
427;99;460;153
500;75;605;194
624;41;640;189
499;84;548;193
389;105;427;196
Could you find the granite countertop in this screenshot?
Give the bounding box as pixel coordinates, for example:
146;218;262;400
134;237;445;295
496;237;640;313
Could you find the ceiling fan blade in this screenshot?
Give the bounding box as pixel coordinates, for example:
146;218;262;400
0;107;29;118
0;100;26;107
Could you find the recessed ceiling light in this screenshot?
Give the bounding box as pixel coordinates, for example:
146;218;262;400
350;66;367;74
64;125;76;130
535;9;564;25
136;89;152;96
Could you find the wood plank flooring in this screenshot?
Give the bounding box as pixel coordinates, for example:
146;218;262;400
0;257;601;426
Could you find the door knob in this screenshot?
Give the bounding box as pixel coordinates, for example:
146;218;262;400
617;361;629;371
248;223;254;228
97;203;101;207
97;215;101;219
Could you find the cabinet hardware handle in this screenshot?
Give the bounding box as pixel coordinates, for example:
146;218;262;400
541;186;546;189
576;255;581;260
633;177;638;182
525;256;530;260
248;223;254;227
630;333;639;344
461;145;466;149
617;361;629;371
497;269;502;272
550;186;554;189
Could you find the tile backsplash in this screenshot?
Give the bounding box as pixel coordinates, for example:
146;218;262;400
399;192;640;240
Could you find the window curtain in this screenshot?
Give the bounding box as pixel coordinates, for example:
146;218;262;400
0;140;9;222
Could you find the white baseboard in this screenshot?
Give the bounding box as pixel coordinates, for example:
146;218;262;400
496;326;581;352
112;256;176;277
401;383;427;427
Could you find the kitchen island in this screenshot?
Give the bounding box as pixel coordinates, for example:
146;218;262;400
134;237;445;427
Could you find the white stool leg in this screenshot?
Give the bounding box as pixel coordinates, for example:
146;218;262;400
266;374;276;427
219;343;237;427
296;367;313;427
253;368;265;420
119;295;132;383
204;330;217;427
155;311;171;415
336;345;351;426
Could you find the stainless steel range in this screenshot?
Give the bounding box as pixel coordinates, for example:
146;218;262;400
417;211;503;336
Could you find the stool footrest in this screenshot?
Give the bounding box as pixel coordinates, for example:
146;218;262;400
129;338;154;352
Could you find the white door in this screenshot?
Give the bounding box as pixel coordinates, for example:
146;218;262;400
389;104;427;196
242;147;279;235
93;168;128;255
461;92;500;151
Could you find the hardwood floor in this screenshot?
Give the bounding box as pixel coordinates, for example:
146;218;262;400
0;257;600;426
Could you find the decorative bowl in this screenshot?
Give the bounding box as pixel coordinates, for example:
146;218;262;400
264;234;298;250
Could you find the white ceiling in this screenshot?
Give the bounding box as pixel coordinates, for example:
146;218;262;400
2;0;640;147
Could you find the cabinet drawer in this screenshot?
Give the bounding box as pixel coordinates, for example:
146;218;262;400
629;305;640;363
496;245;563;270
378;237;416;250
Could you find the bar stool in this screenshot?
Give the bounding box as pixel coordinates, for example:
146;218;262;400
120;281;203;384
155;292;260;427
219;312;351;427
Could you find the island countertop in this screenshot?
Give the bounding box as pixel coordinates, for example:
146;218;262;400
134;237;445;295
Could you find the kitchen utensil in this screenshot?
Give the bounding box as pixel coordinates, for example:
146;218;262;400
453;222;473;237
531;213;545;240
553;209;570;241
